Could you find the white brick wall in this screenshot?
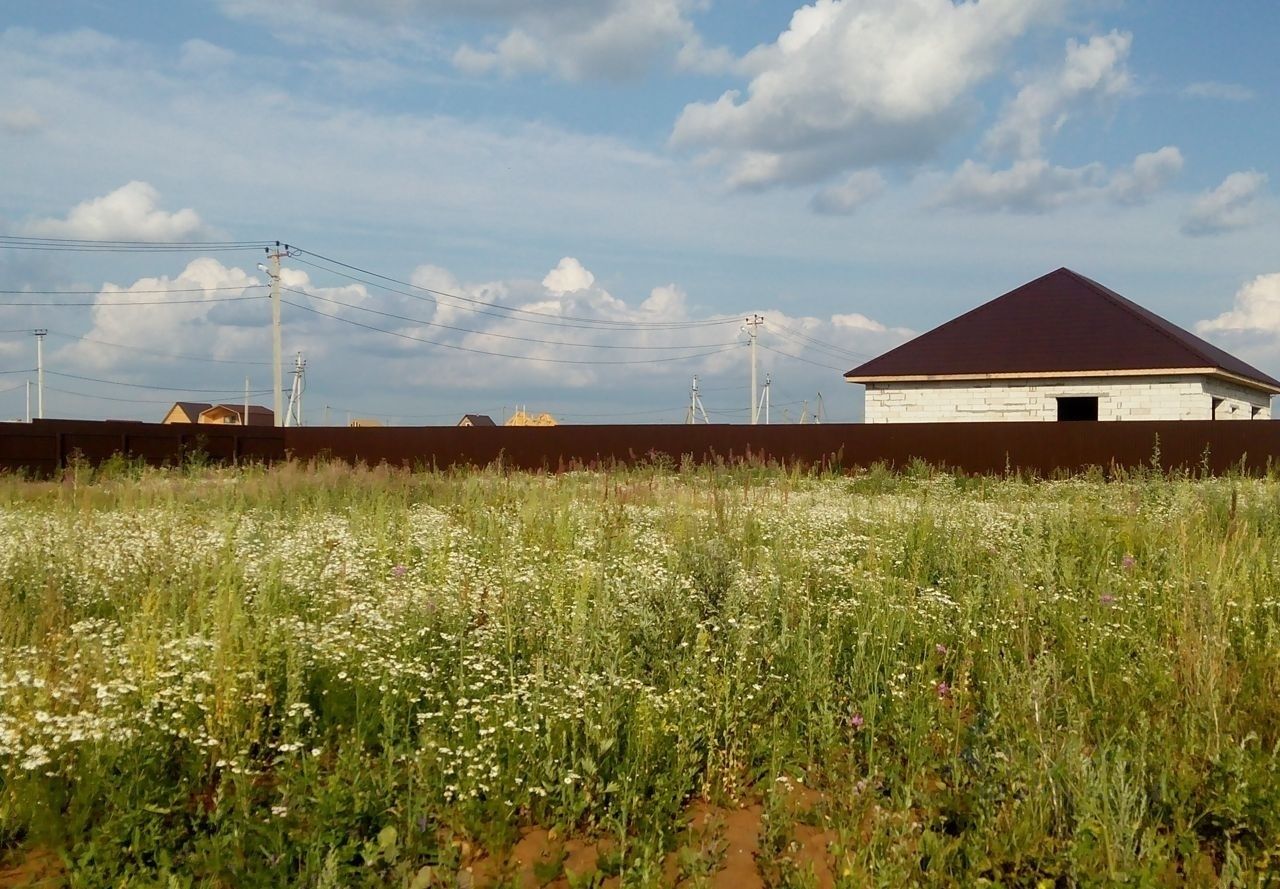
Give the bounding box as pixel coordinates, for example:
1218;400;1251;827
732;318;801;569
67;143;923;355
863;375;1273;423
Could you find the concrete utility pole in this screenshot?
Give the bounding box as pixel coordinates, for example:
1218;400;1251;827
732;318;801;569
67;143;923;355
285;352;306;427
25;379;31;424
243;376;250;426
33;329;46;420
685;374;709;424
744;314;763;425
260;244;287;427
756;372;771;425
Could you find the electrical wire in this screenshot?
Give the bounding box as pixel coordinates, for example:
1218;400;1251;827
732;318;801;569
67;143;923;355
288;247;743;330
0;235;272;254
46;370;273;394
43;384;273;405
282;297;745;366
0;295;265;307
771;323;872;361
757;343;848;372
44;331;273;366
0;286;267;296
282;286;741;352
0;368;35;375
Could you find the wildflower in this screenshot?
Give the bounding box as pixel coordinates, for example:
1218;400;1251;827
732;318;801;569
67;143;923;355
1099;594;1116;606
935;681;951;700
392;565;408;577
1121;554;1136;571
848;712;864;730
935;643;948;655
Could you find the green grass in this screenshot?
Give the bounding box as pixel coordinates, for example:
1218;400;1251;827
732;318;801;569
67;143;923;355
1;459;1279;886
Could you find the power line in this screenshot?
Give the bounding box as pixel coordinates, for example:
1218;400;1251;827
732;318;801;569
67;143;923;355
0;235;272;254
0;294;265;308
771;323;871;360
288;248;742;330
43;384;272;405
282;297;745;367
0;285;266;296
283;286;741;352
0;368;35;375
44;331;273;366
757;343;848;372
45;370;272;394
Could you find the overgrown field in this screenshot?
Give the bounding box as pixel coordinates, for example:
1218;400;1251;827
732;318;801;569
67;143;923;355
1;460;1279;887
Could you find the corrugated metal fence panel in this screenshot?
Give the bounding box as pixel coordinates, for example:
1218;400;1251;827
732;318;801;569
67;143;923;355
1;420;1277;476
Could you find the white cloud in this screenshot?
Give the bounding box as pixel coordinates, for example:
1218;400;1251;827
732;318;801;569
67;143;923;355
22;181;207;241
1182;81;1255;102
542;257;596;294
453;0;719;81
219;0;722;81
1196;273;1280;336
671;0;1061;190
1108;146;1184;205
1182;171;1269;236
985;30;1133;159
810;171;886;216
937;146;1183;213
935;158;1105;213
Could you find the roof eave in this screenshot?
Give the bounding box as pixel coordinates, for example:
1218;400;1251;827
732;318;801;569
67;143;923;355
844;366;1280;394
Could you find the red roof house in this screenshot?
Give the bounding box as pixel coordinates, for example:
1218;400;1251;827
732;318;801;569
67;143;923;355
844;269;1279;423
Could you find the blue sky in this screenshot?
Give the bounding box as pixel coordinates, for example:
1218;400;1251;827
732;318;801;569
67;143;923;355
0;0;1276;424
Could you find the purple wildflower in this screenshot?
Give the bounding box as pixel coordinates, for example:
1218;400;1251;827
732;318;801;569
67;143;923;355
848;712;865;730
935;681;951;700
1099;593;1116;606
935;643;948;656
392;564;408;577
1121;554;1136;571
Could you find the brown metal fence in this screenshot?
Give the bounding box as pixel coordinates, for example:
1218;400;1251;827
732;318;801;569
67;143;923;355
2;418;1278;477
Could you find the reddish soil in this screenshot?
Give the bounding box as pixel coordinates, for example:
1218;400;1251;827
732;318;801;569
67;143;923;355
0;848;64;888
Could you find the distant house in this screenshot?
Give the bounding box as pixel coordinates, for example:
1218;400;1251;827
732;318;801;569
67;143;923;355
162;402;275;426
457;414;497;427
349;418;384;427
505;409;557;427
844;268;1280;423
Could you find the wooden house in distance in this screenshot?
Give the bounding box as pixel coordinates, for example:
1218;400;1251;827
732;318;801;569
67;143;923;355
162;402;275;426
457;414;497;427
844;268;1280;423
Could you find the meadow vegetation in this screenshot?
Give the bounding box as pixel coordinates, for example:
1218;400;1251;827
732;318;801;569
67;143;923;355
0;458;1278;886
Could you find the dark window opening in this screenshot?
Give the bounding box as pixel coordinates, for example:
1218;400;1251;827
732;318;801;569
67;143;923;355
1057;396;1098;422
1211;397;1224;420
1252;405;1263;419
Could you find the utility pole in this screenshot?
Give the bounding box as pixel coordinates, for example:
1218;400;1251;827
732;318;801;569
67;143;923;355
756;372;771;425
25;380;31;424
685;375;709;424
243;376;250;426
33;329;46;420
744;314;763;425
260;244;287;427
285;352;306;427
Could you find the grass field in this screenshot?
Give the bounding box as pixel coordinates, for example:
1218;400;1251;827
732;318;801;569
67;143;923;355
1;459;1278;887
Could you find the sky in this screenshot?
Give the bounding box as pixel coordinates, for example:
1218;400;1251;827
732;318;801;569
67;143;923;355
0;0;1276;425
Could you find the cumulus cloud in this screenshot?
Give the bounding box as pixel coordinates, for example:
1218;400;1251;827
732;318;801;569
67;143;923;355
1182;81;1255;102
1107;146;1185;205
22;181;207;241
1182;171;1269;236
453;0;724;80
1196;273;1280;336
936;146;1183;213
542;257;596;294
671;0;1061;190
935;158;1105;213
985;30;1133;159
219;0;723;80
810;171;886;216
41;253;909;421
